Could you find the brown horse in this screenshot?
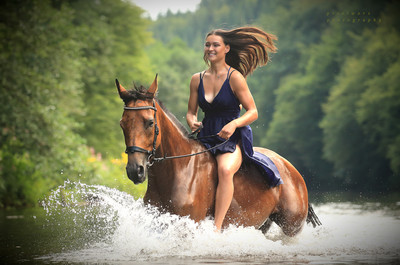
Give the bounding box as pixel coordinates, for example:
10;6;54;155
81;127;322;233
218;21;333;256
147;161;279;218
116;75;321;236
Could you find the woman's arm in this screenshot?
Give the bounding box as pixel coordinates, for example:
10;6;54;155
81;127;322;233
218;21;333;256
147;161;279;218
186;73;203;132
218;70;258;139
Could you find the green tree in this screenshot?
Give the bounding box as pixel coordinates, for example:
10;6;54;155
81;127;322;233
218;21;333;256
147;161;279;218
147;38;204;126
259;1;342;188
321;3;400;190
262;1;387;189
68;0;153;157
357;60;400;184
0;0;89;206
0;0;153;207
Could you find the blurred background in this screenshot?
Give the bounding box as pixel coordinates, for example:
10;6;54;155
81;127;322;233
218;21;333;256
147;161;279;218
1;0;399;208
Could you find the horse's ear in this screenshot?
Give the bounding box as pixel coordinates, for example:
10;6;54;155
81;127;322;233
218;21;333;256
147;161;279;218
147;74;158;96
115;79;130;100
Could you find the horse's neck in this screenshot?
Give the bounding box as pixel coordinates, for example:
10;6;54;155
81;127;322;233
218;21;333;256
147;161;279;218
146;104;217;214
146;104;194;201
157;109;192;157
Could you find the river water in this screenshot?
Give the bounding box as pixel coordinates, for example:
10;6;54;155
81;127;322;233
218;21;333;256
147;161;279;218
1;181;399;264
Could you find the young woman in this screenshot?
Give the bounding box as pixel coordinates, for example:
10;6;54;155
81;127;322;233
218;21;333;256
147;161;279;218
186;27;281;232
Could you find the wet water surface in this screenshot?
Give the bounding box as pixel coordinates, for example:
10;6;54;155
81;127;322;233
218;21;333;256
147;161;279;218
1;181;399;264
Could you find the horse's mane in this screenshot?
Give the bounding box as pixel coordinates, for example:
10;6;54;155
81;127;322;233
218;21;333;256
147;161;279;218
125;86;190;138
156;99;190;138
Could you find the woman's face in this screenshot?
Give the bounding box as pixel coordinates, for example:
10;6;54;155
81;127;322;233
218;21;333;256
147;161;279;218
204;34;230;63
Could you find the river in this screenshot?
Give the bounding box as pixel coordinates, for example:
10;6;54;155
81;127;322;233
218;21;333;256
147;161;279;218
1;181;399;264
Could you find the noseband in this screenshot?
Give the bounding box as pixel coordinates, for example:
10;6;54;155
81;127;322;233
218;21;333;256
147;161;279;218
124;101;159;164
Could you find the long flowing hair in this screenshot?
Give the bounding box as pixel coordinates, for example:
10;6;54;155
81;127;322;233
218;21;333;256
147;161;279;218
203;27;277;77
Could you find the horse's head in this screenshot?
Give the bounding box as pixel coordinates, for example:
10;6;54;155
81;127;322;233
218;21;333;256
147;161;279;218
116;75;159;184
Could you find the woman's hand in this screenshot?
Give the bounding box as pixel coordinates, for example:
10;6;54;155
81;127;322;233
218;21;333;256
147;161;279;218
190;121;203;132
218;120;237;139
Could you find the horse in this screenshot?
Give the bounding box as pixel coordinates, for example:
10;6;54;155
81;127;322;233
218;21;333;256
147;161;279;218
116;75;321;236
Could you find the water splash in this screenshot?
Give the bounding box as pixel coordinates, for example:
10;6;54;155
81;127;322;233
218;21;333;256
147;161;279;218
40;181;400;264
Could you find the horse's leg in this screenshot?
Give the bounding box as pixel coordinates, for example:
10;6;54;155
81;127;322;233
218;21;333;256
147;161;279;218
273;168;309;237
259;217;274;234
255;150;309;237
270;210;306;236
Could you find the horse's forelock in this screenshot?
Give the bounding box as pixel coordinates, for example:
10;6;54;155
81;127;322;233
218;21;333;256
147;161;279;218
123;85;155;104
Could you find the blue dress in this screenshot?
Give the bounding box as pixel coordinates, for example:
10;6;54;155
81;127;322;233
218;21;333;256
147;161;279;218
197;68;283;187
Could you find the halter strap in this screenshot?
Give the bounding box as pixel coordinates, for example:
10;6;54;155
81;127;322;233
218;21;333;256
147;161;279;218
124;101;159;162
124;105;157;111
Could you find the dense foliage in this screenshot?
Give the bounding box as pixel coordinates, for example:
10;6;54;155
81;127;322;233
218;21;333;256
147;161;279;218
0;0;150;207
1;0;399;207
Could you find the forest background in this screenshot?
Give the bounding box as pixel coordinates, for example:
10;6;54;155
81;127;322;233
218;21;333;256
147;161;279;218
1;0;399;207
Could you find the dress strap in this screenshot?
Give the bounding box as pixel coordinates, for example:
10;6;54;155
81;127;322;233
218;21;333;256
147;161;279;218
226;66;232;79
228;68;236;80
199;71;206;80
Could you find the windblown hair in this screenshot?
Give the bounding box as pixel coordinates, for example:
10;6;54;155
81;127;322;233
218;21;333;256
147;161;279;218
204;27;277;77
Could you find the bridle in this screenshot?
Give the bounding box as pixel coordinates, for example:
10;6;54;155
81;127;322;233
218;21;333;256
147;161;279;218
123;100;229;167
124;101;159;166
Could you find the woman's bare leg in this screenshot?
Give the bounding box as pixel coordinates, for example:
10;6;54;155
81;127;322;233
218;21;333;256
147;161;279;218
214;145;242;231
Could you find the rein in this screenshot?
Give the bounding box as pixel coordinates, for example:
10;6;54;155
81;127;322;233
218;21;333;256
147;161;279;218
124;101;229;166
152;134;229;163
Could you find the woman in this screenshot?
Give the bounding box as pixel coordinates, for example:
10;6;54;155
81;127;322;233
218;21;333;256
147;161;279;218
186;27;281;232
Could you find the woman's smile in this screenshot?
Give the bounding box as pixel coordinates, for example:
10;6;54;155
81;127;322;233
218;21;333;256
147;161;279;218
204;35;228;61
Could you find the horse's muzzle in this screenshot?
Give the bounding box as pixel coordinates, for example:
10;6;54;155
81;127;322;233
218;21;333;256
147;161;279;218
126;162;147;184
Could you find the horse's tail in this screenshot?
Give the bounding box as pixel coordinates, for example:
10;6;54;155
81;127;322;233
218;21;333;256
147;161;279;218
306;203;322;228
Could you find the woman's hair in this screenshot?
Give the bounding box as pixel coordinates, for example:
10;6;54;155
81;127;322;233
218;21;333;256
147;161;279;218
204;27;277;77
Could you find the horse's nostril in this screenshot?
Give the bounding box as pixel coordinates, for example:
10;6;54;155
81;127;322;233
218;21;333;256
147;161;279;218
138;165;144;177
126;163;146;184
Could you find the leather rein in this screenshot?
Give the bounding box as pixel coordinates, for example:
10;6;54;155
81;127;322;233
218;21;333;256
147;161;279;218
123;100;229;166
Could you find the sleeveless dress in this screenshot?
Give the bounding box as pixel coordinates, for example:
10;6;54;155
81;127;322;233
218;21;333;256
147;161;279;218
197;68;283;187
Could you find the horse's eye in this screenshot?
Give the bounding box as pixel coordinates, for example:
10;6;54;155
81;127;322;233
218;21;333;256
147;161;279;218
146;119;154;129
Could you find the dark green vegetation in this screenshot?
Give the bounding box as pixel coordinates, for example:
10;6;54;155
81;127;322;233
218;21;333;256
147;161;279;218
1;0;399;207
